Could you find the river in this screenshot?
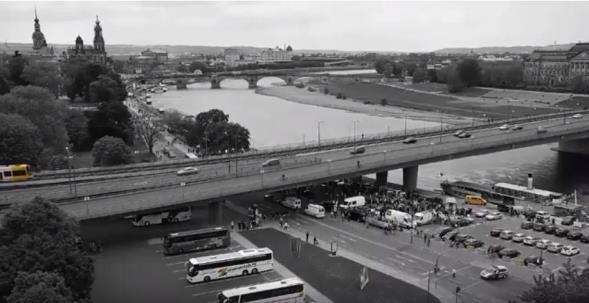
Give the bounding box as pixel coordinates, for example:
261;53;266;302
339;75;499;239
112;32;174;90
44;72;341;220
150;77;589;205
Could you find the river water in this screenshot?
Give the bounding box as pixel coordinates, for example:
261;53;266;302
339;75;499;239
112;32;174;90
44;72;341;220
150;77;589;205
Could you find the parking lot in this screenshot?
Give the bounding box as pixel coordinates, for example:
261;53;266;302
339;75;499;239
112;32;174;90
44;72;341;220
83;206;313;303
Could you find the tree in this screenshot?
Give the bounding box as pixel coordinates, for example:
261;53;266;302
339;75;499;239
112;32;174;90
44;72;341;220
0;197;94;301
21;61;63;97
91;135;133;166
185;109;249;155
374;58;390;74
521;259;589;303
0;86;69;152
447;69;466;93
188;62;209;74
87;101;134;144
135;116;160;154
6;271;75;303
0;113;43;167
161;110;192;137
64;109;89;150
89;75;124;103
456;58;481;87
62;62;126;102
8;54;28;87
0;64;10;95
412;68;428;83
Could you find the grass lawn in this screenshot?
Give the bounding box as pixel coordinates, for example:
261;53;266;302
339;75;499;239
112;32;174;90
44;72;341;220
555;95;589;109
323;79;560;119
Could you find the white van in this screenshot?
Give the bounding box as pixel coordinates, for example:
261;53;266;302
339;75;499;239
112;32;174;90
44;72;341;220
281;197;302;210
413;211;433;226
338;196;366;210
385;209;412;228
304;204;325;218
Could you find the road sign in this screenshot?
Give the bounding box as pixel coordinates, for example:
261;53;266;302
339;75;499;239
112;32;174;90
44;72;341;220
360;266;369;290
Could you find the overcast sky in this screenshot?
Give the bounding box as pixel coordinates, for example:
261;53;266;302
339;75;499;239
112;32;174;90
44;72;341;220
1;1;588;52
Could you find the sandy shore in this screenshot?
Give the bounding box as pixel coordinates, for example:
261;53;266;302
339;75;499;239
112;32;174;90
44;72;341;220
256;86;470;125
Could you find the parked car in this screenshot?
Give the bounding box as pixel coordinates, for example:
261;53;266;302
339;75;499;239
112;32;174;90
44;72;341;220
547;242;564;253
500;230;514;240
521;222;534;230
438;227;455;239
523;255;544;267
454;233;473;244
490;228;502;237
480;265;509;280
176;166;199;176
533;222;546;232
536;239;551;249
554;228;570;238
523;236;541;246
537;126;547;134
458;132;472;138
452;216;474;227
499;248;521;258
544;225;557;234
581;234;589;243
560;245;580;256
347;207;367;222
511;125;523;131
403;137;417;144
453;130;465;137
487;244;505;255
512;233;526;243
365;215;391;229
572;113;583;119
304;204;326;218
475;210;489;218
561;216;576;226
486;212;503;221
444;230;460;242
498;124;510;131
567;231;583;241
535;211;550;222
464;238;484;248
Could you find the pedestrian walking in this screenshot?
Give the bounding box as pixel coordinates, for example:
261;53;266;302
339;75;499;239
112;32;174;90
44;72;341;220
452;268;456;278
306;232;309;243
313;236;318;246
427;237;431;247
283;222;289;231
424;234;427;244
230;220;234;230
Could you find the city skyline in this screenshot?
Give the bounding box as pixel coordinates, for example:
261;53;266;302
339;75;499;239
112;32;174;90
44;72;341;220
1;1;589;52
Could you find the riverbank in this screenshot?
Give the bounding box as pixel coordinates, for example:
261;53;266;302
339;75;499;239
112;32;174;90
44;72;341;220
256;85;470;125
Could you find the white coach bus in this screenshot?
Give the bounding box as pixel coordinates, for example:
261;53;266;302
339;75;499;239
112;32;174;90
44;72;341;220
217;278;305;303
186;248;273;283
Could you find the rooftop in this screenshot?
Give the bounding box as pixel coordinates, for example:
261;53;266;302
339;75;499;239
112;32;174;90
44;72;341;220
493;182;563;198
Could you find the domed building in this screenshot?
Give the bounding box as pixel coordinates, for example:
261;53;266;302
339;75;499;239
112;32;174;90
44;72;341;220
523;42;589;88
64;16;108;65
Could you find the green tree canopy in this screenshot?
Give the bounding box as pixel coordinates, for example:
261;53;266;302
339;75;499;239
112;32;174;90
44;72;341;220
87;100;133;144
8;54;28;87
456;58;481;87
6;271;75;303
0;113;43;167
412;68;428;83
22;61;63;97
0;86;69;151
63;62;126;102
0;197;94;301
185;109;250;155
64;109;89;150
521;259;589;303
89;75;124;103
91;135;133;166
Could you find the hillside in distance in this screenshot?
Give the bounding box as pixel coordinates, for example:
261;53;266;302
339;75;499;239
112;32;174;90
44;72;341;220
434;43;577;54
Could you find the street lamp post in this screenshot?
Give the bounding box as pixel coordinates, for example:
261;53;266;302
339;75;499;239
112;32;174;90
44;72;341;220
65;145;77;197
317;121;324;146
439;113;443;143
353;120;360;147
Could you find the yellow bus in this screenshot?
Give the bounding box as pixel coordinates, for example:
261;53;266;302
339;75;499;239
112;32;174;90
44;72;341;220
0;164;33;182
465;195;487;206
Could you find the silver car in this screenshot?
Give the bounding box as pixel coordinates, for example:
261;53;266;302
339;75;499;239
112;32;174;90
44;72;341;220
177;166;199;176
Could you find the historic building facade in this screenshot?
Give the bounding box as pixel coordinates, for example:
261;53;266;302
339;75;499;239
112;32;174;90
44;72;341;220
523;42;589;87
64;17;107;65
30;10;56;60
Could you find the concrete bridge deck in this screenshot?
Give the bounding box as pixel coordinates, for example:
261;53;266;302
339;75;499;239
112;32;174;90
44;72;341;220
52;113;589;220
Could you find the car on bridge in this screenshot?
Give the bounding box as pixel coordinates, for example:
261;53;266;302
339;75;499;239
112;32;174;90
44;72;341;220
453;130;465;137
457;131;472;138
480;265;509;280
499;124;510;131
511;125;523;131
572;113;584;119
403;137;417;144
262;158;280;167
350;146;366;155
177;167;199;176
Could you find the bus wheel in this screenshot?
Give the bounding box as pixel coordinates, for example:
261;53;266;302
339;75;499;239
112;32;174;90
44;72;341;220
242;270;249;276
144;221;151;226
251;268;258;274
203;276;211;282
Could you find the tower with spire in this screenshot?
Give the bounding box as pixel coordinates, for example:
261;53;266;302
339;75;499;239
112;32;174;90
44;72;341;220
32;8;48;50
93;15;105;52
65;15;107;65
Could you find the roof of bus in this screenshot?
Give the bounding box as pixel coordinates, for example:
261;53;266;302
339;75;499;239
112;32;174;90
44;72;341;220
220;278;303;297
0;164;30;169
189;248;272;265
493;183;563;198
166;226;227;238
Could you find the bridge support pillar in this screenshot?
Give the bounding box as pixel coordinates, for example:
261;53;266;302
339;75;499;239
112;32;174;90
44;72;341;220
402;165;418;193
210;77;221;89
376;171;388;188
557;138;589;155
247;76;258;89
208;201;223;225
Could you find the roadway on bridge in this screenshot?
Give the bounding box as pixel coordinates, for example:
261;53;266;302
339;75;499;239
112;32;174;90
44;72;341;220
5;113;589;219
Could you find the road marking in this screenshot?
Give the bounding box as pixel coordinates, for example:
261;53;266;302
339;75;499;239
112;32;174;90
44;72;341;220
172;268;185;273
